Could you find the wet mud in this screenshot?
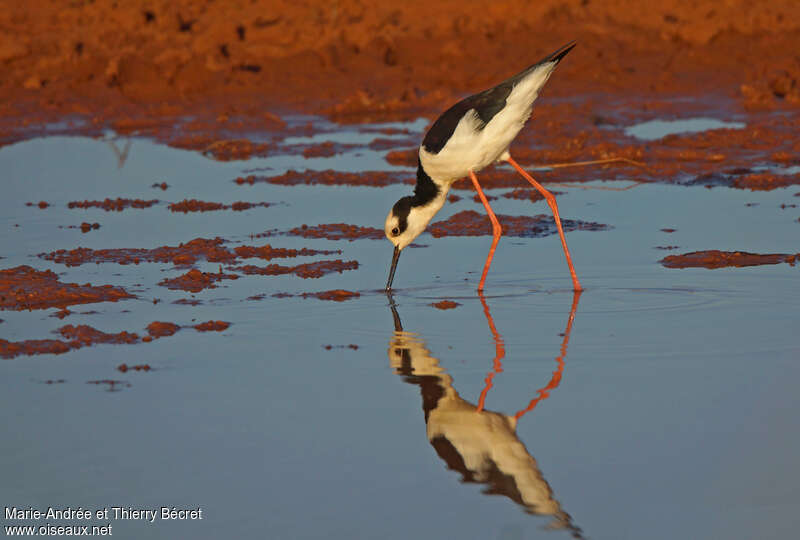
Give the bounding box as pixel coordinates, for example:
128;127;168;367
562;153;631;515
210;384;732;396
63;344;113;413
158;269;239;293
270;224;385;242
40;238;338;268
661;250;799;269
168;199;273;212
431;300;461;310
303;290;361;302
235;170;409;188
117;363;152;372
1;320;230;359
232;260;359;279
0;266;133;311
68;198;159;211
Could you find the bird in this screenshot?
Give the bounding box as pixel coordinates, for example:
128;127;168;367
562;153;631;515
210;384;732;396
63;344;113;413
384;41;582;292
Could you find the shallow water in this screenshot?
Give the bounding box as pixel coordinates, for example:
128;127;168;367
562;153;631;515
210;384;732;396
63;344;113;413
1;123;799;540
625;117;746;140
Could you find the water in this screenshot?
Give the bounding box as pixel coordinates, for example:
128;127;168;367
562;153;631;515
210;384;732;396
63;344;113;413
625;117;747;140
1;125;799;540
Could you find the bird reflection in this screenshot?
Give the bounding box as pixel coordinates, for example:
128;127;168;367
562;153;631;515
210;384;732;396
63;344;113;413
106;138;132;168
387;291;583;537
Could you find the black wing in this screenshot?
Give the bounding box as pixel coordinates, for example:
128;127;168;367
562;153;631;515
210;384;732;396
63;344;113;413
421;41;576;155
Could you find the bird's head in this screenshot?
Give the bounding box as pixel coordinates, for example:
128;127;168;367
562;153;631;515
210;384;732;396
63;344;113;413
384;196;424;252
384;195;439;290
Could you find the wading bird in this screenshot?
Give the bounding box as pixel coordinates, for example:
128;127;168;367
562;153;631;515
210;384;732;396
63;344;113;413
384;42;581;292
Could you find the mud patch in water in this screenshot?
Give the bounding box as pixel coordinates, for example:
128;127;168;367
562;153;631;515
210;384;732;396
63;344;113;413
661;250;799;269
0;265;134;311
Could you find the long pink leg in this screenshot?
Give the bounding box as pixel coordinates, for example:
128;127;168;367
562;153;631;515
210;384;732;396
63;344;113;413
506;156;583;292
468;170;502;292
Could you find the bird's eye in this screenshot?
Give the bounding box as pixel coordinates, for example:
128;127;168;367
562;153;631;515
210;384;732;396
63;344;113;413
391;227;399;236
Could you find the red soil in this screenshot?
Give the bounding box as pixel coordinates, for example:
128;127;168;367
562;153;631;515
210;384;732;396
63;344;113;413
660;250;799;269
0;265;133;311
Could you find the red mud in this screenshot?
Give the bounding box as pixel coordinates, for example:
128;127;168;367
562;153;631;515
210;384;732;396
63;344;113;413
661;250;799;269
303;290;360;302
1;319;231;359
202;139;272;161
168;199;273;212
235;170;408;187
40;237;336;267
146;321;180;338
152;182;169;190
283;224;385;241
68;198;159;211
0;265;133;311
193;320;230;332
502;188;562;203
428;210;608;238
431;300;461;310
26;201;50;209
233;260;359;279
158;269;239;293
117;363;152;372
87;380;131;391
300;141;357;158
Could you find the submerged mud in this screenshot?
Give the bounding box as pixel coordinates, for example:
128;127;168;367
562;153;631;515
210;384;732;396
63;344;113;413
276;290;361;302
232;260;359;279
428;210;609;238
168;199;273;212
0;320;231;359
235;170;409;187
661;250;799;269
68;198;159;211
40;238;339;268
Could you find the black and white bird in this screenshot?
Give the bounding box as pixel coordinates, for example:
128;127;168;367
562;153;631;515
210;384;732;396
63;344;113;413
384;41;582;292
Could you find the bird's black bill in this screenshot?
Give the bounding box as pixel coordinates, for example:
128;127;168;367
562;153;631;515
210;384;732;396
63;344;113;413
385;246;401;291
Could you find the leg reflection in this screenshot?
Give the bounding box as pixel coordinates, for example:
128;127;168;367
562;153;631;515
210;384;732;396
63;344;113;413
387;291;584;537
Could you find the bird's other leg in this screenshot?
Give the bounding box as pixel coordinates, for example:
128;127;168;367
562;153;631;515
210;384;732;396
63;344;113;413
476;291;506;413
469;170;502;292
506;156;583;292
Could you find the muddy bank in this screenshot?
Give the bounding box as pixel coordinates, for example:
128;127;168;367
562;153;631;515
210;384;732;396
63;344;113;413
3;1;800;133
